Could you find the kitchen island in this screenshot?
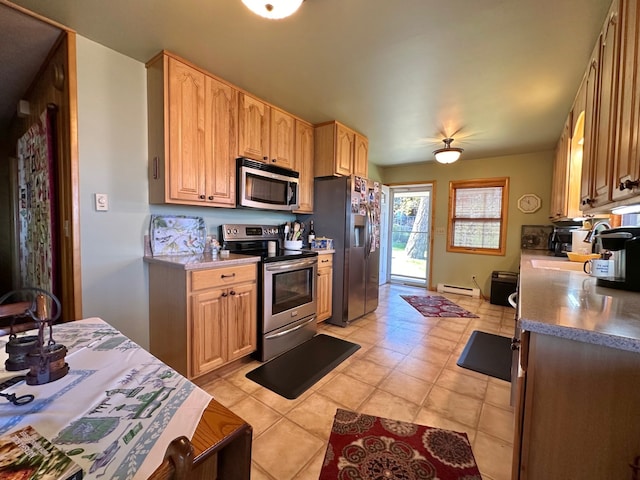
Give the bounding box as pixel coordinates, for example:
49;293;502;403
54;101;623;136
513;250;640;480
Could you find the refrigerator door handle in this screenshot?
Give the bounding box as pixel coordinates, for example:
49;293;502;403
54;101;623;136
365;204;373;258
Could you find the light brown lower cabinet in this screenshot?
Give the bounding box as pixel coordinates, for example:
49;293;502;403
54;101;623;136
316;252;333;323
148;262;257;379
513;330;640;479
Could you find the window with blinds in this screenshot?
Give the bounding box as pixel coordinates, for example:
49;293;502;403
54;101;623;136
448;178;509;255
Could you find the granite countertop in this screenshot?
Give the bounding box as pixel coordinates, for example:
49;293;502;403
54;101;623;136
143;252;260;270
519;250;640;353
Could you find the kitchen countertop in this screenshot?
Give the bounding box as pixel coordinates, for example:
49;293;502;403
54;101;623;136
519;250;640;353
143;252;260;270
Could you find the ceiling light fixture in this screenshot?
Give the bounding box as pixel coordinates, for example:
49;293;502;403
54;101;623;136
433;138;464;164
242;0;303;19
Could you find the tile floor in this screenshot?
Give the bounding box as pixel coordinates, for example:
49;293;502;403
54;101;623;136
196;283;516;480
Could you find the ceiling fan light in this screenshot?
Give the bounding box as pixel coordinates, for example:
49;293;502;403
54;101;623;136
433;138;463;164
242;0;303;19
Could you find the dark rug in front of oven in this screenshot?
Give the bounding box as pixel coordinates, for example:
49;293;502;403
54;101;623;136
245;334;360;400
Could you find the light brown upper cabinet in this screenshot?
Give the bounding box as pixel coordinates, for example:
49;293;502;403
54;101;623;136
269;108;296;169
238;92;271;162
314;121;368;178
550;113;572;220
293;120;315;213
147;52;237;207
613;0;640;201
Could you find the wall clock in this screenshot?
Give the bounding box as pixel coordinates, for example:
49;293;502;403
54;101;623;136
517;193;541;213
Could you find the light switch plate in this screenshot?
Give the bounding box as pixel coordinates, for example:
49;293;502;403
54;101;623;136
95;193;109;211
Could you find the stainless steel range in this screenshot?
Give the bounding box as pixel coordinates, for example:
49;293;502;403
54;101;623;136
221;224;318;362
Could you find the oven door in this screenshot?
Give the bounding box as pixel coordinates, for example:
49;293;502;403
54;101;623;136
263;257;317;333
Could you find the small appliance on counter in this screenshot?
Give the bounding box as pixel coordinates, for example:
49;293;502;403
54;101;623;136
595;226;640;292
548;221;583;257
521;225;553;250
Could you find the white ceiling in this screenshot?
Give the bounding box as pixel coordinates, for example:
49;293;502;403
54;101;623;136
4;0;612;166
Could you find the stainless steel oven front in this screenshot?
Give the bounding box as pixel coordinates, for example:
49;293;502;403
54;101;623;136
261;256;317;361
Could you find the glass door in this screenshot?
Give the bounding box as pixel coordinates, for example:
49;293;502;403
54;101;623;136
389;185;433;286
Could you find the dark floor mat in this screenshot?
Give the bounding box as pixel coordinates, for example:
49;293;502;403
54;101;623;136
456;330;512;382
246;334;360;399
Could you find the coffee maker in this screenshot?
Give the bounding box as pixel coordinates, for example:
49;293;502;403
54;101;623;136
595;226;640;292
549;224;581;256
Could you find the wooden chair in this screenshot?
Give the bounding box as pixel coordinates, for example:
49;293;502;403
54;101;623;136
148;436;194;480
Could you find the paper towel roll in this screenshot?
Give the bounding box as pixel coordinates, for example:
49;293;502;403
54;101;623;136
571;230;591;254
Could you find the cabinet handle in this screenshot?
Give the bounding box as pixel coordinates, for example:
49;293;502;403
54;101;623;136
581;198;594;206
619;179;640;191
630;455;640;480
221;292;228;297
510;337;520;351
263;156;268;161
199;194;205;200
208;195;214;200
221;273;236;279
321;259;329;263
230;290;236;296
153;156;159;179
317;273;321;276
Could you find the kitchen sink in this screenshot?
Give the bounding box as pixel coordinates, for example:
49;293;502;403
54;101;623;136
530;259;586;273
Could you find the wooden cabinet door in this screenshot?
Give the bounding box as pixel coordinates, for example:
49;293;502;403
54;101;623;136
550;115;571;220
580;37;601;211
168;57;207;203
591;0;620;208
613;0;640;202
238;93;270;162
316;257;333;323
354;134;369;178
191;289;227;376
269;108;295;168
204;76;237;206
293;120;314;213
336;124;355;176
227;282;257;361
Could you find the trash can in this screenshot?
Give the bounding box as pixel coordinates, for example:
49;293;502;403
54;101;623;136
490;271;518;306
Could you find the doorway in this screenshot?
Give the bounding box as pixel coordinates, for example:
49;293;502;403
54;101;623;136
388;185;433;286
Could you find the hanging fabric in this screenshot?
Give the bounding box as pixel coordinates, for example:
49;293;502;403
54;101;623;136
16;106;58;296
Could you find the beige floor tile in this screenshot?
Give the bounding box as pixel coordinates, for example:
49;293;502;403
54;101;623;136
435;368;488;399
230;396;281;438
378;370;432;405
428;324;464;342
198;376;248;408
252;418;325;480
485;379;513;409
423;385;483;428
362;345;406;368
251;385;314;415
222;362;264;394
251;463;274;480
395;355;444;383
420;334;459;353
478;403;514;444
413;408;477;443
472;431;514;480
287;392;344;440
292;448;327;480
407;342;452;366
358;389;420;423
317;372;375;410
342;358;392;386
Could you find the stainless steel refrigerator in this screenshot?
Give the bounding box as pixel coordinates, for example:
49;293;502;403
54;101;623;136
313;175;380;327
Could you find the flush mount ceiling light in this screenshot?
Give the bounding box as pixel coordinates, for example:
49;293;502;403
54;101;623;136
242;0;303;19
433;138;464;164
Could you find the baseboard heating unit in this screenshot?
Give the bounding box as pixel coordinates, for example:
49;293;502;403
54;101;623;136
437;283;480;298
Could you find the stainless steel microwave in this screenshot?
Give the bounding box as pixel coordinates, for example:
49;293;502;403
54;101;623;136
237;158;299;211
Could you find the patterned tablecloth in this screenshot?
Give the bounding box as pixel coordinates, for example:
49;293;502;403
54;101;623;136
0;318;212;479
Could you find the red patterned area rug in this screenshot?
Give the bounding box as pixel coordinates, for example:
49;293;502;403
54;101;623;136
319;409;482;479
401;295;479;318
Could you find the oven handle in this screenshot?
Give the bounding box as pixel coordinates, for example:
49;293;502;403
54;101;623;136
264;317;316;339
264;258;317;272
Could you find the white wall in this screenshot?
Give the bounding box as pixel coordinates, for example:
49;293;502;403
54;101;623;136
76;37;294;348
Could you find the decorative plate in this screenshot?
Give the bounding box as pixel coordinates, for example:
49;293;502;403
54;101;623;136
150;215;206;256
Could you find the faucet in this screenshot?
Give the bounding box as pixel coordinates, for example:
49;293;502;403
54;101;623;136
583;220;611;253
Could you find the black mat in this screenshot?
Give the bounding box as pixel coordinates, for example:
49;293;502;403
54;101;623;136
456;330;512;382
246;334;360;399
